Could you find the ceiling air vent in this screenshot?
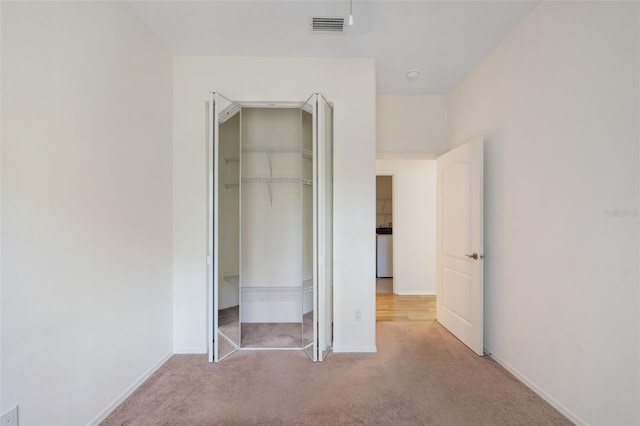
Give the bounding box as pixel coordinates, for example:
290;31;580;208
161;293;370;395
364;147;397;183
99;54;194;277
312;17;345;33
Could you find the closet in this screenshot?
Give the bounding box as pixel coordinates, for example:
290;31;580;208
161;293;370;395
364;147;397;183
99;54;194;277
208;93;333;363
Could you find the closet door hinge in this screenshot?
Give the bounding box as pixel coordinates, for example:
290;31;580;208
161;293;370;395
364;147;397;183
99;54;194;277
207;255;212;265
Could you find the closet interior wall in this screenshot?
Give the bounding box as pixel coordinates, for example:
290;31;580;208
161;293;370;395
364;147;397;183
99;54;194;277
216;107;314;349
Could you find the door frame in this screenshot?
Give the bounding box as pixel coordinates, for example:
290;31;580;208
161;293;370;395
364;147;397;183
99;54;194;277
374;171;396;294
207;95;334;362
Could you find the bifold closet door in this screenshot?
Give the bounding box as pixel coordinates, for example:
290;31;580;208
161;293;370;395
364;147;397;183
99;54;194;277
301;103;315;359
209;93;242;363
303;95;318;361
208;94;332;363
316;95;333;362
306;93;334;362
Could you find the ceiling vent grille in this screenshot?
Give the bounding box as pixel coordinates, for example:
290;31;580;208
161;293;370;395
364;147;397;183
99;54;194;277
312;17;345;33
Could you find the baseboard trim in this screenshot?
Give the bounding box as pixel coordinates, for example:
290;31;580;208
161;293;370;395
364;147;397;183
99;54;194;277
395;291;436;296
332;346;378;353
88;350;173;426
174;346;207;354
486;347;585;425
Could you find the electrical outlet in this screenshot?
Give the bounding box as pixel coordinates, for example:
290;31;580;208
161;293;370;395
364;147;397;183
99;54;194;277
1;406;18;426
354;309;362;321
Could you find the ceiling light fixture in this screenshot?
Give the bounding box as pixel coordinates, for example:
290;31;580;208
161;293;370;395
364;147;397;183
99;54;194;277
349;0;354;26
407;69;420;80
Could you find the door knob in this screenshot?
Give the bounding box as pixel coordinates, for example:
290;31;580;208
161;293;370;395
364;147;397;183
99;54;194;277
465;252;479;260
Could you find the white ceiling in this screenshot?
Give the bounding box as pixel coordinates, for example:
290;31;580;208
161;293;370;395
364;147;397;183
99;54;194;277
129;1;539;95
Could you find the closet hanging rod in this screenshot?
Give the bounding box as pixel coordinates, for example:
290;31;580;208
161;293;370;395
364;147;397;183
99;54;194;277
241;285;309;289
242;177;312;184
242;146;307;154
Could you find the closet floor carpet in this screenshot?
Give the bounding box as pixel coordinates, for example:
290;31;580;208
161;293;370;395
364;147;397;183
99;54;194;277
218;308;314;348
241;322;306;348
102;322;570;426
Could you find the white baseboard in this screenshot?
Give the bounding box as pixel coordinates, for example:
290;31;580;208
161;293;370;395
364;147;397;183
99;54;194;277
486;347;585;426
395;291;436;296
332;345;378;353
174;346;207;354
88;350;173;426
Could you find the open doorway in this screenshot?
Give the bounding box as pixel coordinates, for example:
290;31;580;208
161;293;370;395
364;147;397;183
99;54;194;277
374;141;484;355
376;175;393;294
375;159;437;323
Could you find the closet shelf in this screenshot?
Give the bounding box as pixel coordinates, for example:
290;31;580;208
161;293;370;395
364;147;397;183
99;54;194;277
242;146;313;159
227;178;312;189
242;177;312;185
242;285;308;290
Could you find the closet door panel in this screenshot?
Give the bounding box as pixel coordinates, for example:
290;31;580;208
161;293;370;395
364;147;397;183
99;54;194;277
210;93;241;363
318;96;334;361
306;97;319;361
301;108;314;352
208;95;216;363
217;112;241;358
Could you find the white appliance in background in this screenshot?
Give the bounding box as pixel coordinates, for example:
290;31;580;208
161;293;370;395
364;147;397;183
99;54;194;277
376;233;393;278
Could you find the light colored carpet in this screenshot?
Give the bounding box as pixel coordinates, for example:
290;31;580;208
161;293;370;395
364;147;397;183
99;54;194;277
218;306;240;347
218;307;313;349
241;323;303;348
102;322;570;425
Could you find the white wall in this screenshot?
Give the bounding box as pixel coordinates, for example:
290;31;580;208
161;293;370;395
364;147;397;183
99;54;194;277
449;2;639;424
173;57;377;353
377;95;448;156
1;2;173;424
376;160;436;295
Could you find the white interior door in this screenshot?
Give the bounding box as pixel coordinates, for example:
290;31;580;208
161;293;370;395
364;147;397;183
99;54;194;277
436;138;484;355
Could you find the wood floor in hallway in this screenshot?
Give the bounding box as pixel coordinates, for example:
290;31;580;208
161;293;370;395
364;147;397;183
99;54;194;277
376;292;436;322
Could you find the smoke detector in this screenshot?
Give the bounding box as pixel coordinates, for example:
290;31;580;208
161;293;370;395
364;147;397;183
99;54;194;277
407;69;420;80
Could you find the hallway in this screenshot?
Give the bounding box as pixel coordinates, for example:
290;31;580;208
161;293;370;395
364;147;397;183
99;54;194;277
376;278;436;322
